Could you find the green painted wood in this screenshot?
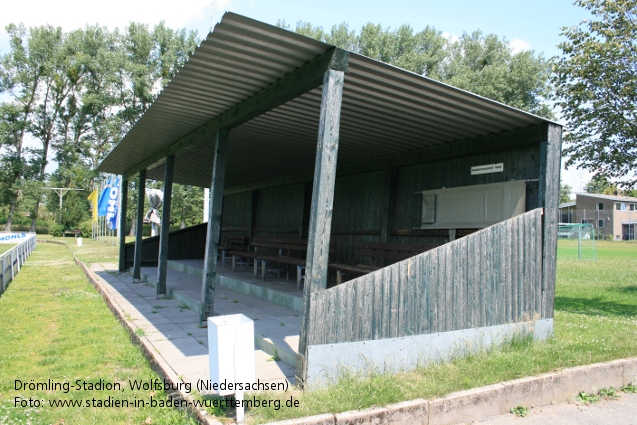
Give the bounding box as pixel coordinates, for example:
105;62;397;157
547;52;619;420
221;191;252;236
201;129;229;324
222;124;549;196
133;170;146;281
254;184;304;239
541;124;562;320
123;48;347;180
157;154;175;296
298;68;346;385
306;208;543;345
118;179;129;272
380;167;398;243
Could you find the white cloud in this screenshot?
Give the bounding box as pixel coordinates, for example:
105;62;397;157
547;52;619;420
509;38;532;54
441;31;459;44
561;158;593;195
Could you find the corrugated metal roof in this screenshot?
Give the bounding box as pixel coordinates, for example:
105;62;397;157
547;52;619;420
98;12;555;189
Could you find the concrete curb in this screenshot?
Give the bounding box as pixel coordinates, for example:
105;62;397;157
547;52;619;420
42;239;222;425
262;358;637;425
77;260;223;425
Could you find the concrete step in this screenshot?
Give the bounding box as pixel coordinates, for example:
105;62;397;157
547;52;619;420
137;266;299;369
167;260;304;312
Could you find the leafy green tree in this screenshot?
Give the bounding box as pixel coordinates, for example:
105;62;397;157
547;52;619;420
116;22;197;129
559;179;573;203
441;30;553;117
281;21;552;117
584;174;612;194
553;0;637;186
0;24;51;231
0;102;29;230
1;22;199;233
172;184;204;228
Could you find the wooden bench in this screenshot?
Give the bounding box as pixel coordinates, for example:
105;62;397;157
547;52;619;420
253;239;308;287
226;238;308;285
329;242;437;284
63;230;81;237
218;236;247;265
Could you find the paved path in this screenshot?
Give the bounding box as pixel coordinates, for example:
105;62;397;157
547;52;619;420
87;262;295;393
476;392;637;425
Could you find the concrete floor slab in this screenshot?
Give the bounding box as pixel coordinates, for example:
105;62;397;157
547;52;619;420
88;261;295;397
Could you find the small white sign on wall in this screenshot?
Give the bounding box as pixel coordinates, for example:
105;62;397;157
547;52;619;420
471;163;504;175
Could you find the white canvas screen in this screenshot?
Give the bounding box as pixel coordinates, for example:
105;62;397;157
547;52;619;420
420;181;526;229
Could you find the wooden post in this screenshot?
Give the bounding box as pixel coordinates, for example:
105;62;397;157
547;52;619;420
298;67;346;385
200;129;229;325
118;179;128;272
380;167;398;245
539;124;562;319
133;170;146;281
157;155;175;297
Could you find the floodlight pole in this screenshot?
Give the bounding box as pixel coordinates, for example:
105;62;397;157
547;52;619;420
42;188;84;224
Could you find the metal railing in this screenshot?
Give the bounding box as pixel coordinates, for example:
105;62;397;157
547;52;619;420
0;234;37;296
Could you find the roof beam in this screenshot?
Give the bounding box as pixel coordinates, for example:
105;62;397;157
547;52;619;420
123;47;349;180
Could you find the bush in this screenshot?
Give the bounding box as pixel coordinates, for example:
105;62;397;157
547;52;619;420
79;220;94;238
50;224;64;237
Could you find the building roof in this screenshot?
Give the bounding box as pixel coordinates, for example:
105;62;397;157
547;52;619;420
97;13;557;189
558;201;576;208
575;193;637;203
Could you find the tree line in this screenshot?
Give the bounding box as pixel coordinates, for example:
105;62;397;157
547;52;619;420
0;22;202;233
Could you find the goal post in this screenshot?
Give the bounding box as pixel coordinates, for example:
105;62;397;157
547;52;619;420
557;223;596;260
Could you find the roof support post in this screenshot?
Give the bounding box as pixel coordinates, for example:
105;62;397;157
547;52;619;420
200;129;229;326
297;67;346;386
539;124;562;319
118;178;129;272
133;169;146;281
380;167;398;245
157;155;175;297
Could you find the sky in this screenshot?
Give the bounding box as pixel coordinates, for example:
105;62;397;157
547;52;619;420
1;0;595;194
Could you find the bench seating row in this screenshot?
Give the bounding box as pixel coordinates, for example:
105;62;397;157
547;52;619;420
219;236;437;288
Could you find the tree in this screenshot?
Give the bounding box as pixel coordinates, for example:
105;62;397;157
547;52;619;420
172;184;204;228
1;23;199;232
553;0;637;186
442;31;553;117
559;179;573;203
584;174;612;193
280;21;553;118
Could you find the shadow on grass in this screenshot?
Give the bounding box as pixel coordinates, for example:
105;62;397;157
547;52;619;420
611;285;637;294
555;296;637;319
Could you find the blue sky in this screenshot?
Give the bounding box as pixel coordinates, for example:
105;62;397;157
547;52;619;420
1;0;594;192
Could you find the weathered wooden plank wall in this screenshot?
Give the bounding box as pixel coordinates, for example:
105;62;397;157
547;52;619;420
330;170;387;264
124;222;208;268
220;191;252;237
307;208;543;345
392;144;541;246
254;183;304;238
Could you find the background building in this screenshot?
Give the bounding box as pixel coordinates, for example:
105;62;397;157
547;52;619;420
559;193;637;240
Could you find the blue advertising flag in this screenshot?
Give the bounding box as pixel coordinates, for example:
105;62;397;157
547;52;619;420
97;177;113;217
106;177;120;230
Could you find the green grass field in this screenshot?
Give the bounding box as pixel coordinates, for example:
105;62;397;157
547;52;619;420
1;237;635;424
0;240;197;425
